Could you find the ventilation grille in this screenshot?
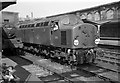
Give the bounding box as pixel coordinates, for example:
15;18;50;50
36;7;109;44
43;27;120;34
61;31;67;45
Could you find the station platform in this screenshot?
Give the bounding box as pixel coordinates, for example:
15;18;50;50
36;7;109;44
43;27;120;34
1;55;42;83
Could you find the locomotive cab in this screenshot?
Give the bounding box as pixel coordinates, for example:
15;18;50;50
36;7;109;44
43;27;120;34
2;23;16;39
50;14;97;49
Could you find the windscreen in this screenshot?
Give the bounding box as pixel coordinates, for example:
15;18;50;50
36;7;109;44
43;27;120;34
61;15;83;26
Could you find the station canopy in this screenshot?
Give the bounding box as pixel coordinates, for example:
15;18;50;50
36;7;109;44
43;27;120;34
0;0;16;11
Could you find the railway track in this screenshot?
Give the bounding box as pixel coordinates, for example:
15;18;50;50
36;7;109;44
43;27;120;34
95;48;120;72
20;52;96;83
6;52;76;83
13;49;119;83
98;48;120;54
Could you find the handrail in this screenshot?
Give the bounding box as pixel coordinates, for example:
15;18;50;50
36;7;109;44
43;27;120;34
24;73;32;83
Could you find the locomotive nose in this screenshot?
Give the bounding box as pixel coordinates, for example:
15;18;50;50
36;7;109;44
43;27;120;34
73;24;97;48
3;24;16;38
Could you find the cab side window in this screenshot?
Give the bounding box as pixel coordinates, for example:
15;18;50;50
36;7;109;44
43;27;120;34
51;21;59;31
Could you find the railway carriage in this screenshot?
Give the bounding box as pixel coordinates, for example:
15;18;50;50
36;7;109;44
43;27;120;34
15;14;98;65
98;20;120;49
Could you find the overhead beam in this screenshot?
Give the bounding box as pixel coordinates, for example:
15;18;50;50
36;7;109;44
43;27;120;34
46;1;120;23
0;0;16;11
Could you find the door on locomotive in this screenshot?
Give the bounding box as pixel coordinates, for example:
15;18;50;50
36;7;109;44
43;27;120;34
50;21;60;46
24;24;34;43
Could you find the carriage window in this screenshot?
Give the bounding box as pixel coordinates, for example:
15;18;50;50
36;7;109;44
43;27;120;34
100;22;120;38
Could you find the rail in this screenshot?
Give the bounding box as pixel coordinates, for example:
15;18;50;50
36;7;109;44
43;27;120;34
24;73;32;83
19;49;120;83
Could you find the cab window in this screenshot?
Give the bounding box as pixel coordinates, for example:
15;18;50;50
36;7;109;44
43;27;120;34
61;15;79;25
61;17;69;25
51;21;59;31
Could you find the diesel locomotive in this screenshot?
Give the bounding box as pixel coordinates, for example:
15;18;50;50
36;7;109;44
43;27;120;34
2;23;23;53
15;14;98;65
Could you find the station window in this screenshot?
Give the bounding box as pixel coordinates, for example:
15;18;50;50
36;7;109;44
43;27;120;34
106;9;114;19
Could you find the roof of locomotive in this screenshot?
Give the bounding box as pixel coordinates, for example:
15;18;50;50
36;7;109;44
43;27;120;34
18;14;84;27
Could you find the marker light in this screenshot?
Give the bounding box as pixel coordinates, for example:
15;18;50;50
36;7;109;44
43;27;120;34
74;39;79;46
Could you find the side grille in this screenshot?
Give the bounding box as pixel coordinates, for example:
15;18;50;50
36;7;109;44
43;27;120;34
61;31;67;45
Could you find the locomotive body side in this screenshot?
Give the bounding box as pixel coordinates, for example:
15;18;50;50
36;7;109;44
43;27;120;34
34;26;51;45
15;14;98;64
15;26;25;43
16;22;52;46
